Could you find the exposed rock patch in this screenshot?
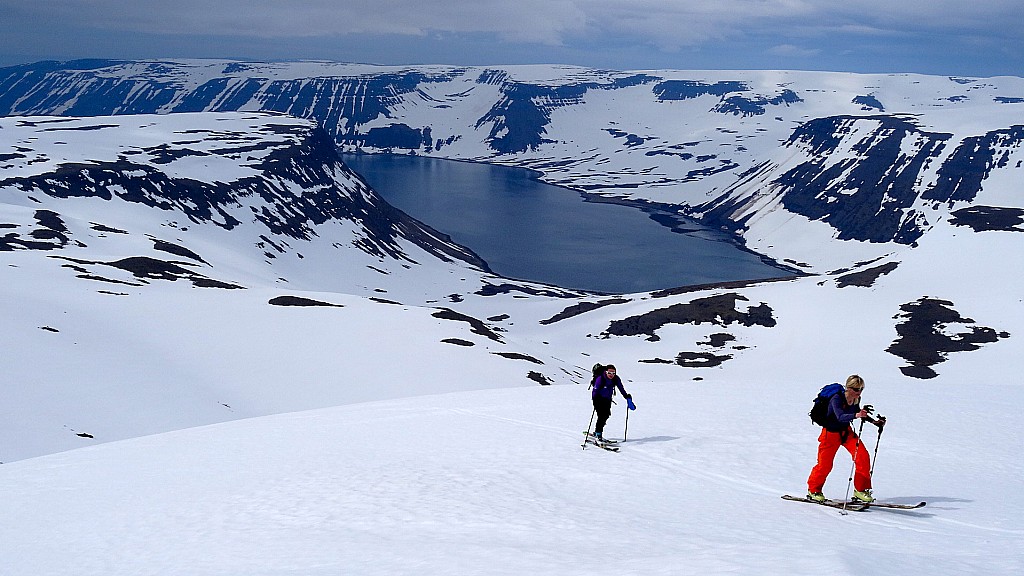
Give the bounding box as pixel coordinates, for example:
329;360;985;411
491;352;543;365
949;205;1024;232
540;298;632;325
0;209;71;251
835;262;899;288
604;293;775;342
268;296;343;307
527;371;552;385
52;255;244;289
432;309;503;343
151;238;208;264
674;351;733;368
886;297;1010;378
476;282;581;298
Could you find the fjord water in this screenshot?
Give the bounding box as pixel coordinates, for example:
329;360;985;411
342;154;791;293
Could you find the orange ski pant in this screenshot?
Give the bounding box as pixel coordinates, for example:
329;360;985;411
807;428;872;493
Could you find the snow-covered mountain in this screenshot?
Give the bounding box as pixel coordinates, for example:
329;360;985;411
0;112;487;285
1;61;1022;575
3;59;1024;271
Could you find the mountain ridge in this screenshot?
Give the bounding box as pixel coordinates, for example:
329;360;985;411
4;59;1023;272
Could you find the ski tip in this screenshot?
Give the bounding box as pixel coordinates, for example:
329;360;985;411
866;501;927;510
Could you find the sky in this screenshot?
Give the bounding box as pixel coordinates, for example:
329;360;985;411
1;1;1022;77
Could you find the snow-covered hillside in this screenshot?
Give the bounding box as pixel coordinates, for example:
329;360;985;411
0;112;589;461
3;60;1024;271
1;63;1023;574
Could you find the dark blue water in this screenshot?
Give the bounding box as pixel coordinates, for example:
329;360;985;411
342;153;792;293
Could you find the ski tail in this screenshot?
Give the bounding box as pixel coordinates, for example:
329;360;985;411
781;494;867;511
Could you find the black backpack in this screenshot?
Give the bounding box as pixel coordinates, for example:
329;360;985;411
589;364;605;388
809;383;844;426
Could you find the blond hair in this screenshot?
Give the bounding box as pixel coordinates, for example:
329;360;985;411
845;374;864;389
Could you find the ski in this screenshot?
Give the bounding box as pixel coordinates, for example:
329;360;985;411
781;494;868;511
582;437;620;452
583;432;619;444
863;501;927;510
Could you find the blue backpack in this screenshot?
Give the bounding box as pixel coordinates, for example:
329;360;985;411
809;383;844;427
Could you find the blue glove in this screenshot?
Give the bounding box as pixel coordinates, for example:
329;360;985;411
626;397;636;410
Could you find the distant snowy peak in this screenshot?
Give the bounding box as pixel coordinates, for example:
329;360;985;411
0;112;488;285
3;59;1024;270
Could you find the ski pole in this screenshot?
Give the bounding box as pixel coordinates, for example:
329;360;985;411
869;416;886;478
841;418;866;515
582;407;596;450
623;395;635;441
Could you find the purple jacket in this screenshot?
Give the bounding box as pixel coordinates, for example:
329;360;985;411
592;374;628;400
824;393;861;433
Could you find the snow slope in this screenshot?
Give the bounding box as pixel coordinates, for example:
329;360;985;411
2;384;1020;575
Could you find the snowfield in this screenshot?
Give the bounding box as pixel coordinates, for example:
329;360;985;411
1;63;1023;574
2;384;1021;575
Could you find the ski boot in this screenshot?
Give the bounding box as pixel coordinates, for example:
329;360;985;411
852;489;875;503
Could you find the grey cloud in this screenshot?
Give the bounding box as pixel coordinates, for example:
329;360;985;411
1;0;1020;75
15;1;1021;44
15;1;586;42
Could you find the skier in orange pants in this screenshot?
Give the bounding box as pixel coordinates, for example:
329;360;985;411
807;375;874;503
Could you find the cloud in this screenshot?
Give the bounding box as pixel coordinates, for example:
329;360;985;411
20;1;1020;46
21;1;588;44
767;44;821;58
2;1;1020;75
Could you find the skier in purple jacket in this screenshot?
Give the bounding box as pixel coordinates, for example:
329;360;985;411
590;364;631;441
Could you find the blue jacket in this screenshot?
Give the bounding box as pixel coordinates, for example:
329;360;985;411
592;374;628;400
824;393;860;433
